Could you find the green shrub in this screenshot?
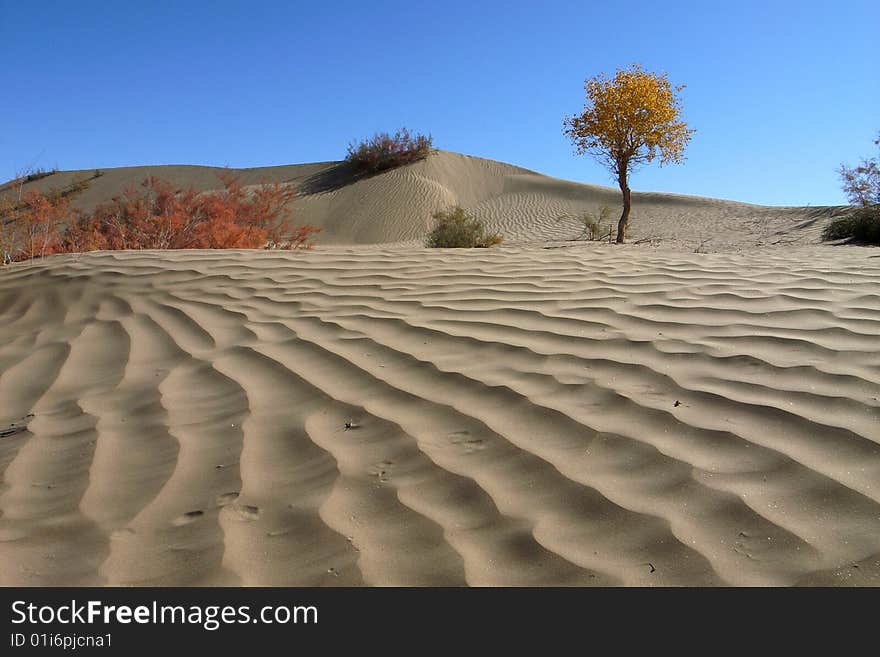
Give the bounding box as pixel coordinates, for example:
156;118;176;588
821;205;880;244
558;205;614;241
426;206;503;248
346;128;432;174
23;167;56;183
581;205;614;241
839;133;879;207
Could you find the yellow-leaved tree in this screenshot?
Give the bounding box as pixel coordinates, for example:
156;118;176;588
564;64;694;243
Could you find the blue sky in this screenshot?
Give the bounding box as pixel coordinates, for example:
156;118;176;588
2;0;876;205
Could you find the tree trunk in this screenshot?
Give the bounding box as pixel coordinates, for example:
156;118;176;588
616;168;631;244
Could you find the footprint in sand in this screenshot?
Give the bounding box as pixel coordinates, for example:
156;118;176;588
232;503;260;520
215;491;240;507
368;460;394;483
448;430;487;454
171;510;205;526
110;527;136;540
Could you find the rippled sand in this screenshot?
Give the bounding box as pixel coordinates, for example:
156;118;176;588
1;245;877;586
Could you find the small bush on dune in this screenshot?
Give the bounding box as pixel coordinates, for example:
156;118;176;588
426;206;502;248
558;205;614;241
24;167;57;183
822;133;880;245
346;128;433;174
821;206;880;244
824;132;880;244
839;134;879;208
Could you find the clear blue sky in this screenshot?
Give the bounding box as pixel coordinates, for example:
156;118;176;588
2;0;876;205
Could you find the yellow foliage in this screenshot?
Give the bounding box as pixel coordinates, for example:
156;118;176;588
563;64;694;177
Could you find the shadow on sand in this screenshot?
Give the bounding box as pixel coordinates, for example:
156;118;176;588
298;162;380;196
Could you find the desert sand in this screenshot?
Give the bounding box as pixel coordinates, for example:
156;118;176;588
0;152;878;586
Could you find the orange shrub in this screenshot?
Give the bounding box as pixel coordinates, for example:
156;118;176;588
2;174;320;263
1;190;69;262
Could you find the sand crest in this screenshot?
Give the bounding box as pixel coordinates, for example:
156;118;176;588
7;150;846;251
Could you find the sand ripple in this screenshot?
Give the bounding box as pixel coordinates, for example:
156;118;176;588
0;245;878;586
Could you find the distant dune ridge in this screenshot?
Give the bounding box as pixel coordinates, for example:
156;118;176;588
4;150;846;251
0;152;877;587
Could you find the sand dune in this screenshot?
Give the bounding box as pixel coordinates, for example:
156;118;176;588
5;151;846;251
1;244;878;586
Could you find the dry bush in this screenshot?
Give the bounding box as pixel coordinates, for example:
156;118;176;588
823;133;880;244
558;205;614;241
23;167;57;183
822;206;880;244
839;134;879;207
426;206;502;248
2;175;320;263
346;128;433;174
1;190;70;263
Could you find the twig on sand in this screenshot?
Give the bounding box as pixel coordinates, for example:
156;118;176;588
542;244;578;250
694;238;712;253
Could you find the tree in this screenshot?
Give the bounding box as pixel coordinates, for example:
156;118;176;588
839;133;879;207
563;64;694;243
